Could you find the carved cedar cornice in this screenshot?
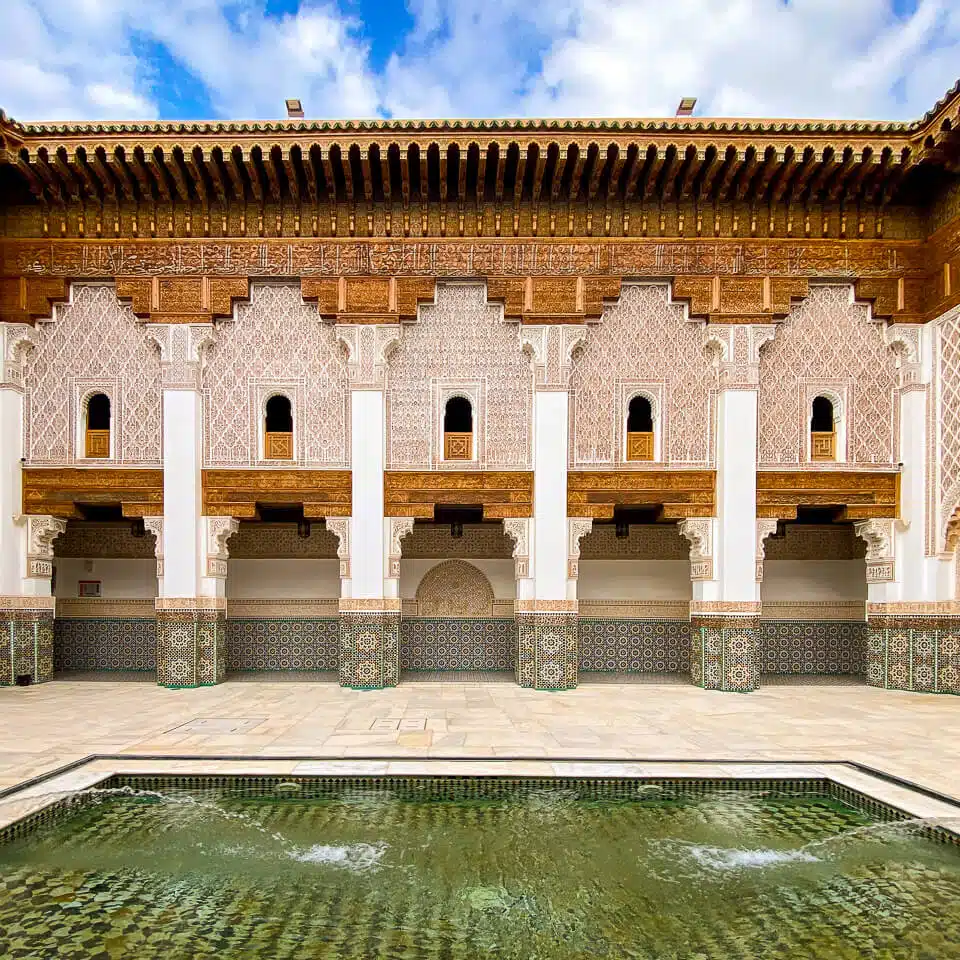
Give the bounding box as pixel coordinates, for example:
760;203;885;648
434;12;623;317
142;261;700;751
487;276;621;324
756;470;899;521
302;275;435;323
21;468;163;518
0;276;69;325
384;470;534;519
202;469;351;519
567;470;716;521
116;275;249;324
674;275;809;324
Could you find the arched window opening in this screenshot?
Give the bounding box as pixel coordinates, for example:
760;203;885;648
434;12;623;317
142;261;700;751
626;395;654;461
264;395;293;460
444;396;473;460
85;393;111;458
810;396;836;461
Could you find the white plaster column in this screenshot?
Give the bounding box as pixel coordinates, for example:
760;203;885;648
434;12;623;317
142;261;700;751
686;325;776;693
146;324;217;600
516;325;586;690
334;323;403;688
146;323;226;687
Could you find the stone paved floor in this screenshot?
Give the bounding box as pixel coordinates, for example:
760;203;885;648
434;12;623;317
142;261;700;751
0;679;957;800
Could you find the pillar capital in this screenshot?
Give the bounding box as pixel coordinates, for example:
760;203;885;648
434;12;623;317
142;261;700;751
679;518;715;581
520;324;587;390
334;323;402;389
854;517;897;583
145;323;217;390
755;519;779;582
203;516;238;580
0;322;40;391
25;515;66;581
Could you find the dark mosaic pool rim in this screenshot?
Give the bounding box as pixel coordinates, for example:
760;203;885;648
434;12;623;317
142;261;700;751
3;773;958;851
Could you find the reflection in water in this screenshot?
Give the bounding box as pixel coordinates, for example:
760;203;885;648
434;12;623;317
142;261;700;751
0;781;957;959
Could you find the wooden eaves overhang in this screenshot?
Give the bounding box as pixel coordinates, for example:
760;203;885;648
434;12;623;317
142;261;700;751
1;81;958;217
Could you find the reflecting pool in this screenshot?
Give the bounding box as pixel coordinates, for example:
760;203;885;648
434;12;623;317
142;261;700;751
0;776;957;959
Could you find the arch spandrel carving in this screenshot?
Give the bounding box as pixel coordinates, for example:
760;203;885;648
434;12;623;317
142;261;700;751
414;559;495;618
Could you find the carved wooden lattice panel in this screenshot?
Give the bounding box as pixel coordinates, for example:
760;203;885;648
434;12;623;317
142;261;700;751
759;285;897;466
570;284;711;466
202;284;348;467
387;283;531;469
23;284;162;465
626;432;654;461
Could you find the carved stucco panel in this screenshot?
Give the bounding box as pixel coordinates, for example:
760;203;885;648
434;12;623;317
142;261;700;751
414;559;495;617
758;284;897;466
202;283;348;467
570;283;712;466
386;282;532;469
22;284;162;464
937;307;960;552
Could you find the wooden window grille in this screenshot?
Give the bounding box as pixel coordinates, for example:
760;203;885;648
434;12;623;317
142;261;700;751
626;431;655;461
810;396;836;462
264;395;293;460
443;396;473;461
264;432;293;460
85;393;111;459
444;432;472;460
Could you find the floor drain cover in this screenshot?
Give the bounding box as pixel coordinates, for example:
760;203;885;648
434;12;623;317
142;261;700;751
170;718;266;734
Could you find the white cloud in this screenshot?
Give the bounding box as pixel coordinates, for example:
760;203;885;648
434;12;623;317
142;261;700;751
1;0;958;124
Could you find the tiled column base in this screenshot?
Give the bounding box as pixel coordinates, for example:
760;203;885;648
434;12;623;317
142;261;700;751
156;600;227;688
691;616;760;692
866;614;960;694
0;599;55;685
516;604;578;690
338;605;400;689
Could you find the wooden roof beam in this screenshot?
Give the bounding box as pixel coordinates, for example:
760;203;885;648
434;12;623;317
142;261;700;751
224;148;246;202
399;148;410;204
90;149;118;200
109;147;137;201
242;149;264;204
262;147;282;203
733;147;759;202
439;148;448;202
30;150;64;204
695;146;723;201
476;145;488;202
458;145;469;201
804;147;838;202
381;148;393;203
281;147;300;204
679;147;703;199
359;147;373;202
127;149;157;202
714;148;744;202
785;148;819;202
321;149;338;203
840;148;875;202
826;147;858;202
750;147;782;202
605;144;624;200
340;145;355;201
863;148;893;204
769;147;802;204
568;146;587;202
185;147;208;203
419;148;429;202
586;144;604;201
302;147;319;204
71;148;103;201
205;148;228;203
642;148;666;201
52;148;82;201
659;146;684;202
165;149;194;203
531;147;547;203
624;145;651;200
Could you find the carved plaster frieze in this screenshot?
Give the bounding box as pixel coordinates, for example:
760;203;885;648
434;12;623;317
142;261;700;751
325;516;351;580
26;515;67;579
335;323;402;389
204;516;238;579
503;517;531;580
521;324;588;390
0;322;40;391
854;517;896;583
705;324;777;390
755;518;779;582
146;323;217;390
143;516;164;577
387;517;415;578
679;517;715;581
567;517;593;579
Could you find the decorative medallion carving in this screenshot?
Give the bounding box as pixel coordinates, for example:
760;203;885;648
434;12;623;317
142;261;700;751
414;560;494;617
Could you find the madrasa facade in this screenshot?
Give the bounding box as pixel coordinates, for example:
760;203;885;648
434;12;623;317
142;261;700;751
1;85;959;694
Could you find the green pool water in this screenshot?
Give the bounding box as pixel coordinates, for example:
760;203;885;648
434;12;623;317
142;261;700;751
0;777;958;959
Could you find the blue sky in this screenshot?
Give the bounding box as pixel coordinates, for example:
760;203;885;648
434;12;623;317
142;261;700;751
2;0;958;122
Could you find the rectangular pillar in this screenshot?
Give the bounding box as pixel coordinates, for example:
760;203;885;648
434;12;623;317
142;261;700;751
336;326;402;689
148;324;226;687
865;323;958;694
518;327;583;690
688;326;771;692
